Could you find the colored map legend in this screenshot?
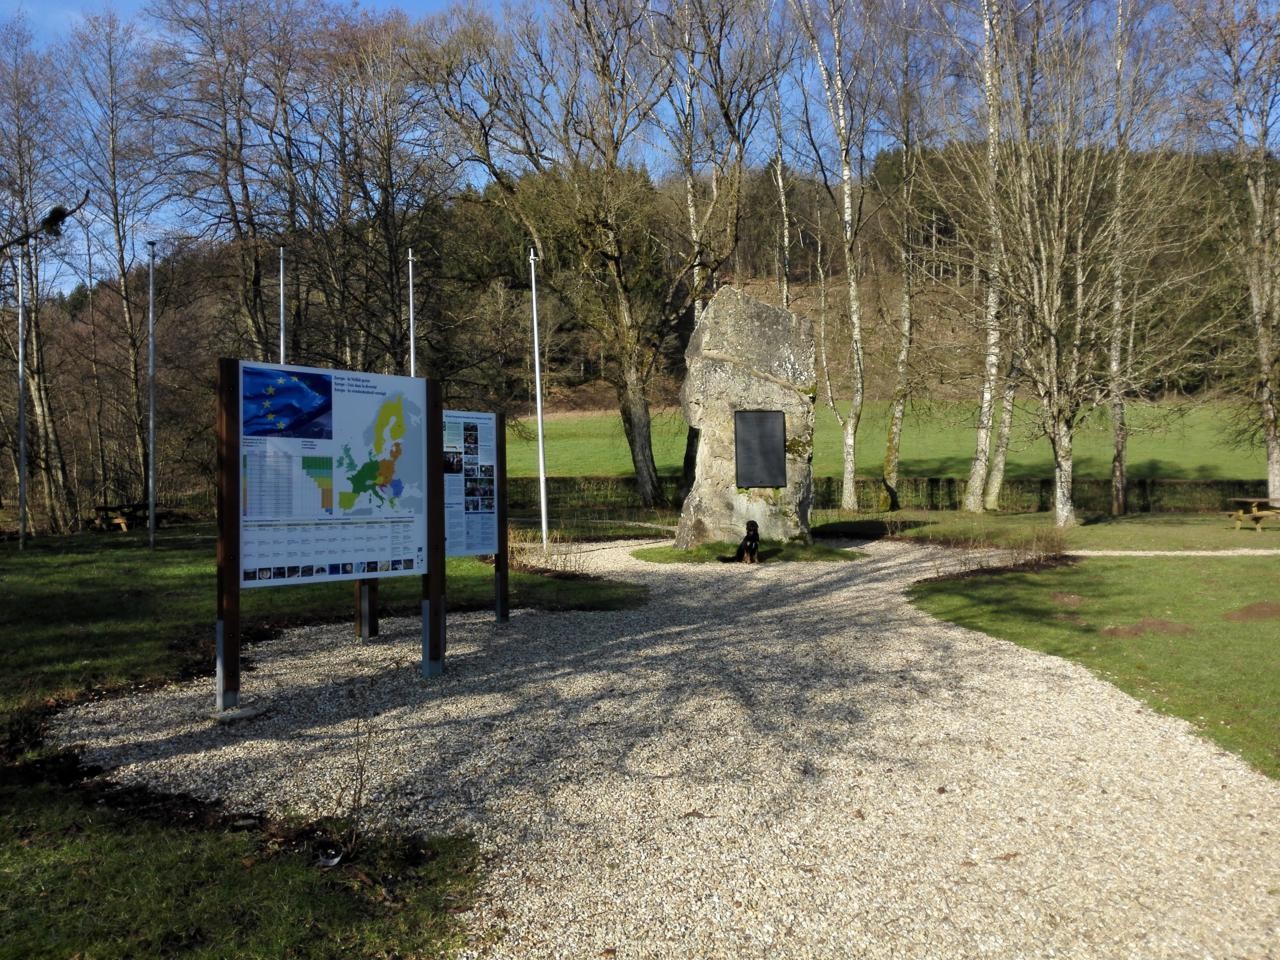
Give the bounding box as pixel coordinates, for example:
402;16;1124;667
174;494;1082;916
302;456;334;514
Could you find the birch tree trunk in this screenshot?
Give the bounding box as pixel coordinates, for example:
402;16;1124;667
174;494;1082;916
963;0;1004;513
983;353;1018;510
882;272;911;510
793;0;875;511
1108;0;1130;516
23;250;74;531
1048;419;1076;527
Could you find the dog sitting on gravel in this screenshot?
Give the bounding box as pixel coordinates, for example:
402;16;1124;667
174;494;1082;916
731;520;760;564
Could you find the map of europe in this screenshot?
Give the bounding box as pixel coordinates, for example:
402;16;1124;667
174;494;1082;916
336;392;425;515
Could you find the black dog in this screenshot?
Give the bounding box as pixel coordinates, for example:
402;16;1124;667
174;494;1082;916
732;520;760;563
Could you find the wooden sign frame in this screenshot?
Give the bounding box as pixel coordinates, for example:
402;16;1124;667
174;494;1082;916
215;361;458;709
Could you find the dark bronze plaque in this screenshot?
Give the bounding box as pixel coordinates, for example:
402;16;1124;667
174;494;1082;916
735;410;787;488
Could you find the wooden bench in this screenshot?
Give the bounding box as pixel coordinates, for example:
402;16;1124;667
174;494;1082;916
1227;497;1280;532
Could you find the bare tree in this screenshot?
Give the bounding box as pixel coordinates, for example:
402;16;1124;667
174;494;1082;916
792;0;884;510
60;11;166;501
875;0;946;510
0;16;78;531
1178;0;1280;500
152;0;278;358
429;0;722;507
990;1;1207;524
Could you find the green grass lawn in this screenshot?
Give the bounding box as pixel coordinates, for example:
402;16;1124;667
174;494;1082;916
910;557;1280;779
0;524;645;728
507;401;1267;480
0;779;479;960
811;509;1280;552
632;539;862;564
0;524;646;960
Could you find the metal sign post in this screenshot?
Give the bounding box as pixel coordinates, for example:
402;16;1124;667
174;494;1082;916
215;358;241;711
354;579;379;640
423;379;446;676
495;412;509;623
529;248;549;551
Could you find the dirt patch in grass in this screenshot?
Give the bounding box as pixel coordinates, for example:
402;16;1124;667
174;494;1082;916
1224;601;1280;622
1051;592;1086;608
1102;618;1193;638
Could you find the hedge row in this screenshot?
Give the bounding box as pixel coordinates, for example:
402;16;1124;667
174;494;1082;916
507;475;1269;514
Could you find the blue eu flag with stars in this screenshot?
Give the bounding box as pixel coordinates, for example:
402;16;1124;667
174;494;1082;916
242;367;333;439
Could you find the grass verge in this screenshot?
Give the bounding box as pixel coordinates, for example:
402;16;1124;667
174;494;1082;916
811;509;1280;552
0;774;479;960
0;523;646;960
632;539;863;564
0;524;646;732
910;557;1280;779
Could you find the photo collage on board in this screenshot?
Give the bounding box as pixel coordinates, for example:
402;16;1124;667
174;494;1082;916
462;422;496;514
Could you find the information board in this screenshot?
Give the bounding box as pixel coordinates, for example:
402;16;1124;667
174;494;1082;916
238;361;428;588
442;410;499;556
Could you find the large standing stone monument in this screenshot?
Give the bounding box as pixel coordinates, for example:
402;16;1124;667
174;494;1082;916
675;287;815;549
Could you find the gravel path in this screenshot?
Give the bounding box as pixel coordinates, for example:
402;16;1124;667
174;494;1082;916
53;540;1280;959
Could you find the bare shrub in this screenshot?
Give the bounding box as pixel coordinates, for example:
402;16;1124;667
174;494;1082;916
508;523;588;577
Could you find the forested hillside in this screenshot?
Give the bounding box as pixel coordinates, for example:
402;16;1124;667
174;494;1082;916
1;0;1276;532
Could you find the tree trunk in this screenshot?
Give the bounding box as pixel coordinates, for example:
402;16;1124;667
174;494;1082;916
1257;320;1280;500
1109;0;1129;518
882;272;912;511
1111;403;1128;515
120;270;147;500
1048;421;1076;527
88;285;110;506
965;287;1001;512
840;231;864;511
965;0;1004;514
840;410;860;511
983;361;1017;510
773;148;790;309
618;370;665;508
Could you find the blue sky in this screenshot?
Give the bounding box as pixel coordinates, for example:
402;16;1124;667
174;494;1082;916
13;0;459;47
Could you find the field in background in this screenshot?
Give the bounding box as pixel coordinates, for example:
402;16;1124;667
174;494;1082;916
506;401;1266;480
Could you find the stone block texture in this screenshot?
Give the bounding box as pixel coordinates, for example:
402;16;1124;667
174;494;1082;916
675;287;815;548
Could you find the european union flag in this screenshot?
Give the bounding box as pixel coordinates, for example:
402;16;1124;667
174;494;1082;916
242;366;333;439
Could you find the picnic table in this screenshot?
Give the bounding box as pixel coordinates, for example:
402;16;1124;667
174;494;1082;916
1227;497;1280;532
92;503;148;532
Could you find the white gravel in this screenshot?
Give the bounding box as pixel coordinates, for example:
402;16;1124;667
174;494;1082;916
52;539;1280;959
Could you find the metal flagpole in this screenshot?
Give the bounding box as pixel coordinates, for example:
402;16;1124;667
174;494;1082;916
148;240;157;549
408;248;416;377
16;243;27;550
278;245;285;364
529;248;549;551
